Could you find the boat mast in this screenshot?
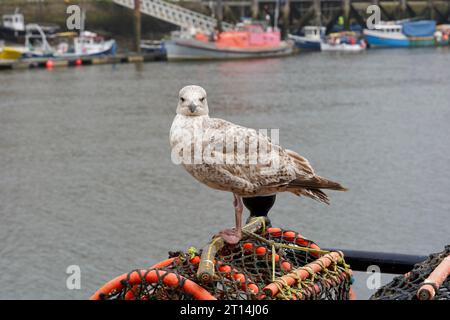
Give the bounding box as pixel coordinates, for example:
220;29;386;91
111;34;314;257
216;0;223;33
274;0;280;31
134;0;141;53
314;0;321;27
80;7;86;34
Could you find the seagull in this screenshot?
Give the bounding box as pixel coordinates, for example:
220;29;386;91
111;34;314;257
169;85;347;244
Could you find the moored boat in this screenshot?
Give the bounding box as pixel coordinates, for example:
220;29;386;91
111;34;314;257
320;32;366;52
22;23;55;58
435;24;450;46
0;10;25;41
140;40;167;60
0;9;59;43
141;40;165;54
363;20;442;48
164;23;293;61
288;26;326;51
0;46;24;61
21;24;117;59
55;31;117;57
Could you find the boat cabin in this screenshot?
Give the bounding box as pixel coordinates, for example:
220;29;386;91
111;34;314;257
71;31;116;56
302;26;326;39
75;31;103;47
372;24;403;34
217;24;280;48
2;12;25;31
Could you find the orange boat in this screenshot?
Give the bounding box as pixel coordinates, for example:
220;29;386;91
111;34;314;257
163;23;293;61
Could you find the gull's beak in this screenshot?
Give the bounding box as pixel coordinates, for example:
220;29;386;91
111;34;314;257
188;103;198;113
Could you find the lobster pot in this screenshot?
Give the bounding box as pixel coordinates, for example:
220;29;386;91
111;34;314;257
91;219;355;300
371;246;450;300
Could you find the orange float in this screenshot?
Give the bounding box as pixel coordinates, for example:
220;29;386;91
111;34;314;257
90;269;216;300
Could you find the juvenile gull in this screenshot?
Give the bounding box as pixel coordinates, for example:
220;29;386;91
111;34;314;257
169;85;347;244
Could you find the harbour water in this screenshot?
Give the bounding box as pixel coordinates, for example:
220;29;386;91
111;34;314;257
0;48;449;299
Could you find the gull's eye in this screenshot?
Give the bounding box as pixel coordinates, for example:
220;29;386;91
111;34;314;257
180;97;185;102
200;97;205;102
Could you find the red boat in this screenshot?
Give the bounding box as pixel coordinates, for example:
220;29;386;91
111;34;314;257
163;23;293;61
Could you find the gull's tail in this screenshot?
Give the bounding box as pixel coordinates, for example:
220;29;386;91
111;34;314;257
287;176;348;204
288;175;348;191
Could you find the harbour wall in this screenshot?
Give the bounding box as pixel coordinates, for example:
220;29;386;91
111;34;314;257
1;0;449;46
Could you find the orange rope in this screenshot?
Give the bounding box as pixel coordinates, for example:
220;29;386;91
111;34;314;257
417;255;450;300
263;251;343;297
150;258;176;269
117;258;179;300
90;269;216;300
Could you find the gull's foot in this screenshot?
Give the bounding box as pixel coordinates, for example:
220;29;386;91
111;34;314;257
218;228;242;245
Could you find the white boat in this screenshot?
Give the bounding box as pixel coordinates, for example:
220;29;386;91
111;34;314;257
20;6;116;59
0;9;25;40
320;42;366;52
22;24;55;58
55;31;117;57
141;40;163;53
21;24;117;58
56;7;116;57
321;32;366;52
0;9;59;42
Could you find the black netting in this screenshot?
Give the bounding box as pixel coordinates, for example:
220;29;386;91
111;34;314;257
97;226;353;300
371;246;450;300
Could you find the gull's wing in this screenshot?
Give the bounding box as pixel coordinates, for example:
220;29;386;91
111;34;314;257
191;118;301;194
187;117;347;201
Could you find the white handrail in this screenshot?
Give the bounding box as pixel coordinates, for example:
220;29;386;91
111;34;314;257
113;0;233;34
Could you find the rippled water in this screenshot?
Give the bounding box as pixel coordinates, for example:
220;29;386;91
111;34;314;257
1;48;449;299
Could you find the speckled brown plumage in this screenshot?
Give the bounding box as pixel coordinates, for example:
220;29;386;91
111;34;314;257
170;85;347;204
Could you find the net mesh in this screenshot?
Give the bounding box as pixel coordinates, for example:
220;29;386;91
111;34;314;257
370;245;450;300
95;224;354;300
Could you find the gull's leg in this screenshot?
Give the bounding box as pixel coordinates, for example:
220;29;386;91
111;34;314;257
233;194;243;234
218;194;243;245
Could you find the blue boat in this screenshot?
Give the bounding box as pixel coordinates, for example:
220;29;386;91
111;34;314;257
363;20;437;48
288;26;326;51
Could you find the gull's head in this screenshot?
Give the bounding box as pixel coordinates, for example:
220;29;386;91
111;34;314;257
177;85;209;116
